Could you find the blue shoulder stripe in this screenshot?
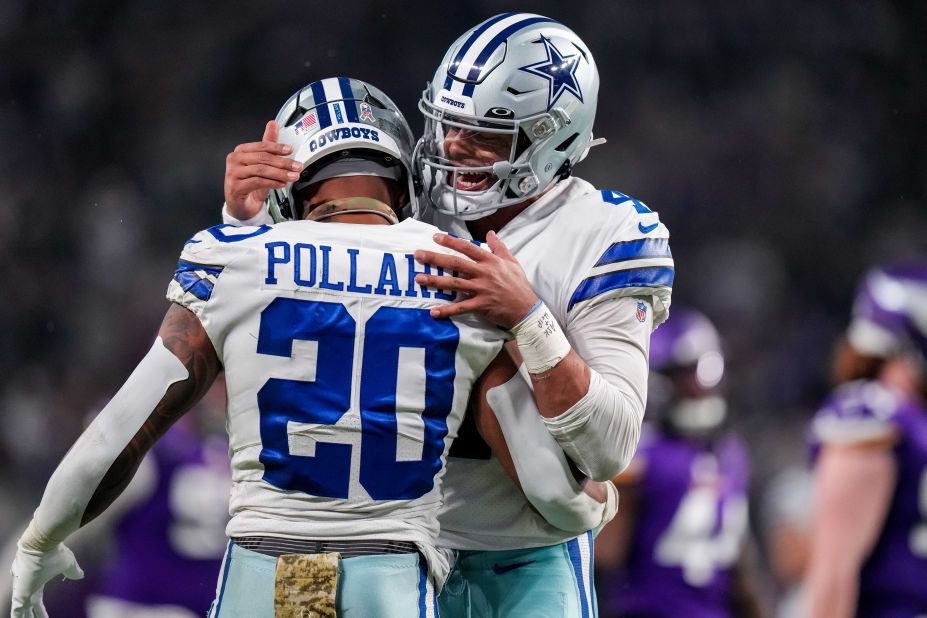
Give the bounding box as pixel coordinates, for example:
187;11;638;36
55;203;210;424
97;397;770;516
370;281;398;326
173;272;215;301
173;259;225;302
568;266;674;311
177;259;223;278
594;238;671;267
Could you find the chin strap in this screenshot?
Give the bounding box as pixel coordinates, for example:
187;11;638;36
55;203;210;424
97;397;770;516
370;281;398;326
306;197;399;224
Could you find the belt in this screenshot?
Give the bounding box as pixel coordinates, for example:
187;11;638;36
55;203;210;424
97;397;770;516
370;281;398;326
232;536;419;559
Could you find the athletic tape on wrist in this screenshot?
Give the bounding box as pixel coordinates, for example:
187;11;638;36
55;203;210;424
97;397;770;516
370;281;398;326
510;300;572;374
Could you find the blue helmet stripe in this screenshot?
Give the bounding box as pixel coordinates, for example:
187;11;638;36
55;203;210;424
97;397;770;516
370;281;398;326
444;12;517;90
310;81;332;128
460;16;559;97
568;266;675;311
594;238;672;267
338;77;360;123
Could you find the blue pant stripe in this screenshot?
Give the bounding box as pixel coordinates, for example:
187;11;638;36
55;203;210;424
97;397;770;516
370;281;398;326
587;531;598;617
211;541;234;617
567;537;591;618
418;558;428;617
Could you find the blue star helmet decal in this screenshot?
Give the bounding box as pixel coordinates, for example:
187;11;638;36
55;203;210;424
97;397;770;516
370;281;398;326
518;35;584;110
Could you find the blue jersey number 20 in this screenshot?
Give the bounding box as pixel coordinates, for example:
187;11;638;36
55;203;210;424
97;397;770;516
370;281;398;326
256;297;459;501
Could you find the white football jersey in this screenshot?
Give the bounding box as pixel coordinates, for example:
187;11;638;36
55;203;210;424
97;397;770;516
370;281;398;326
165;218;506;582
427;177;674;550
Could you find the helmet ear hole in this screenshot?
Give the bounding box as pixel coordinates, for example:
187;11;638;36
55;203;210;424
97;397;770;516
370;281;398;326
283;105;308;127
364;93;387;109
555;133;579;152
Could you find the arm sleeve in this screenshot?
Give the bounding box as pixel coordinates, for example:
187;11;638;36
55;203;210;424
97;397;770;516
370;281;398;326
221;202;274;226
487;371;618;533
23;339;188;549
543;295;652;481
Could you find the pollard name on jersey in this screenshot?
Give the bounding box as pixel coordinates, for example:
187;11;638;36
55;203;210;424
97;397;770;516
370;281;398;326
810;380;927;615
430;177;675;550
165;218;506;584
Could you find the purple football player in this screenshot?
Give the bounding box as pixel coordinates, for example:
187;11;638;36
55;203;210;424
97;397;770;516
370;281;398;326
806;261;927;618
595;307;762;618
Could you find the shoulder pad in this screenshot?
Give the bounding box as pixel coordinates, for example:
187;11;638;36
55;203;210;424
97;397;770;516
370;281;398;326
811;380;900;446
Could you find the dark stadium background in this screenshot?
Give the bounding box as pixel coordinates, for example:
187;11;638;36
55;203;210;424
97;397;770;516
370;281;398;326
1;0;925;613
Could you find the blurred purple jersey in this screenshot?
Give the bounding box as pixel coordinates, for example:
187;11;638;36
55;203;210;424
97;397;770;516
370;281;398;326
810;380;927;617
601;428;750;618
91;424;230;613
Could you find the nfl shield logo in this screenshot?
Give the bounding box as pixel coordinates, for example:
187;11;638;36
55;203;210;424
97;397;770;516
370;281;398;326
636;302;647;322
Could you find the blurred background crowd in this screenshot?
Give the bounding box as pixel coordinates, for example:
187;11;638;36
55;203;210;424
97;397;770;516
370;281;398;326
1;0;925;615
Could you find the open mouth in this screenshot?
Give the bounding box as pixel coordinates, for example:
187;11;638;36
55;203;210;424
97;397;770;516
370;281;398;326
451;170;495;192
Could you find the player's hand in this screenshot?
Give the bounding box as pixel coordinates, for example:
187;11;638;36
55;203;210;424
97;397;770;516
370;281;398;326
224;120;302;220
586;480;619;537
10;543;84;618
413;232;538;329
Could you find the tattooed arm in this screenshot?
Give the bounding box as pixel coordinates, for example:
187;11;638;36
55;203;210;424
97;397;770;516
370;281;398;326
83;304;220;523
11;304;220;616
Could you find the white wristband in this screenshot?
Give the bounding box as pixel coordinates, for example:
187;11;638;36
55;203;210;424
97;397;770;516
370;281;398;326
510;300;572;374
221;201;272;226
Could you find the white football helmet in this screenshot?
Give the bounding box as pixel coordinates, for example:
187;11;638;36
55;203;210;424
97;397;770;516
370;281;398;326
417;13;601;220
268;77;417;222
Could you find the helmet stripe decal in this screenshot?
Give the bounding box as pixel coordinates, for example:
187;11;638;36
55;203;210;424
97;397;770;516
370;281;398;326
321;78;347;125
460;15;558;97
310;80;332;128
443;12;517;90
447;14;543;94
443;14;560;96
337;77;360;123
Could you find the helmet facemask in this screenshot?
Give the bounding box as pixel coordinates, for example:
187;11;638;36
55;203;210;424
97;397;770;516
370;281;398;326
416;14;600;221
418;91;572;220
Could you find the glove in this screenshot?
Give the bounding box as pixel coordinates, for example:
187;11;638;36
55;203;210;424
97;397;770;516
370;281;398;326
10;543;84;618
